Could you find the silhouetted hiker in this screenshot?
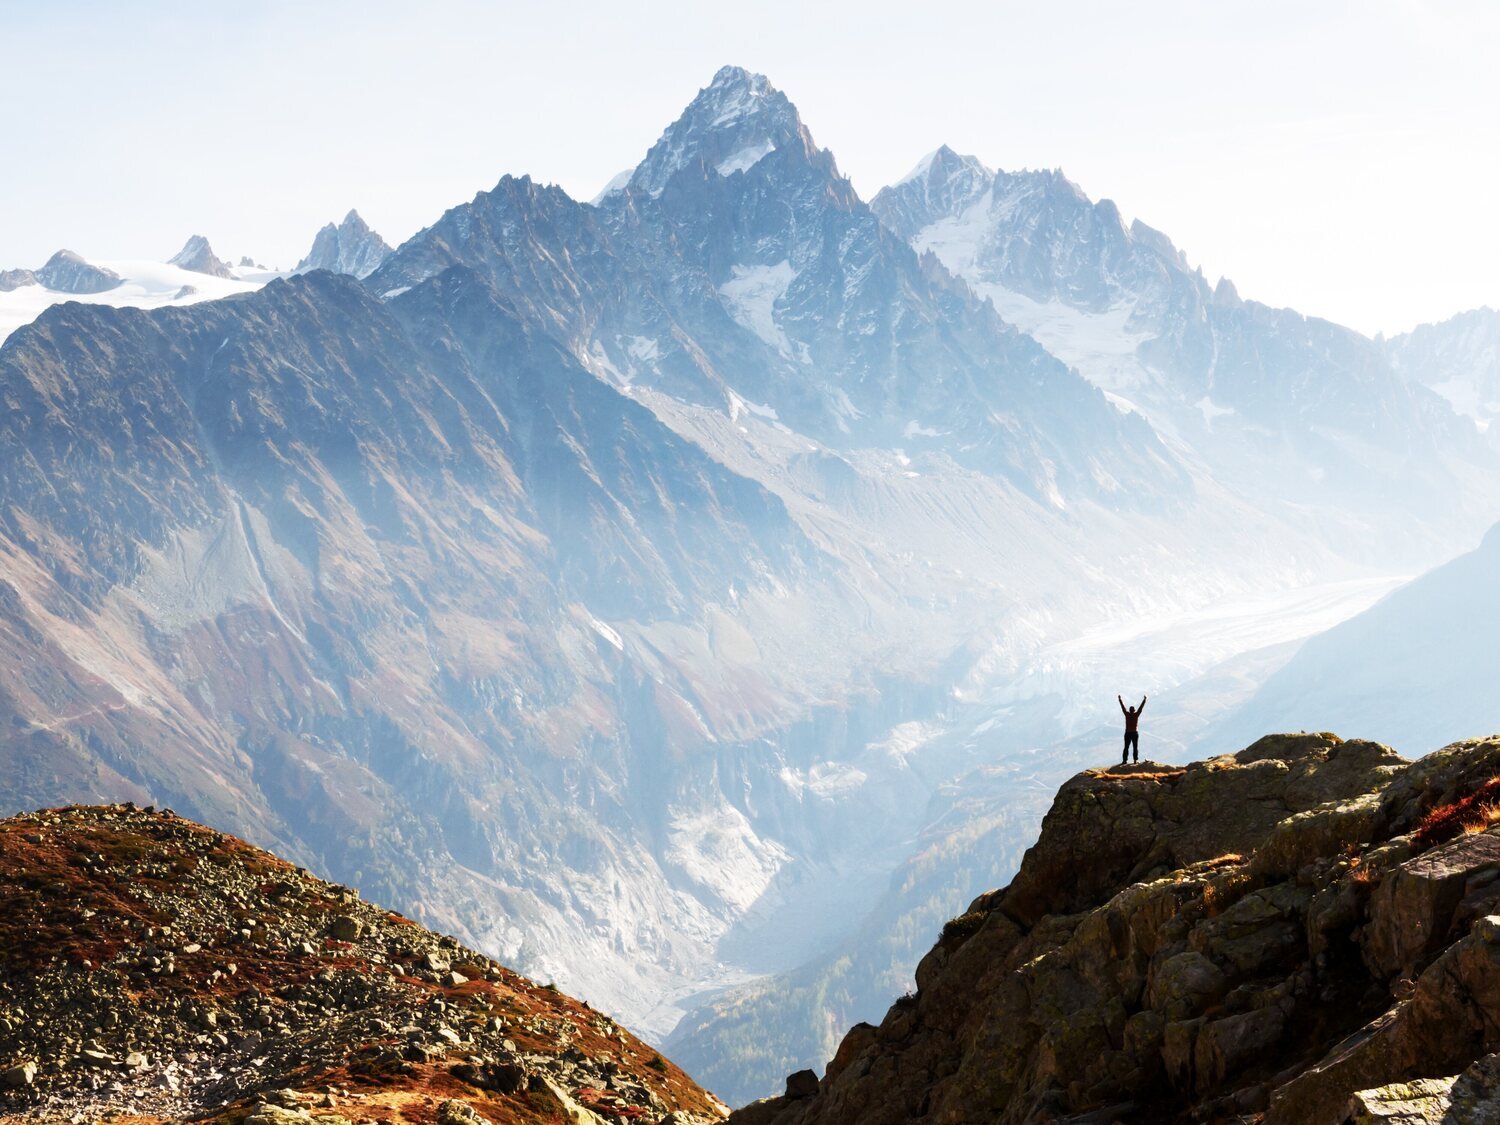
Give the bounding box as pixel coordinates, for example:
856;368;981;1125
1119;694;1146;764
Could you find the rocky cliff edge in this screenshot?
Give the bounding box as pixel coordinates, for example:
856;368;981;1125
732;732;1500;1124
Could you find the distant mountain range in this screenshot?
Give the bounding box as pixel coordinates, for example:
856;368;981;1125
1385;306;1500;432
0;64;1496;1109
0;215;393;343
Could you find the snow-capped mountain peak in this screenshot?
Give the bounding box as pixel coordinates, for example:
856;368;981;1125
168;234;234;279
628;65;817;197
295;209;392;279
895;144;991;188
875;145;996;237
36;249;124;294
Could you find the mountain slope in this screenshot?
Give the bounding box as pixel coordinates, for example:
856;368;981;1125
169;235;235;279
730;733;1500;1124
0;267;850;1034
1386;305;1500;432
870;148;1498;562
0;802;726;1124
370;67;1188;509
1215;521;1500;755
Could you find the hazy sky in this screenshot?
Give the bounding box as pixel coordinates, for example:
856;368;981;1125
3;0;1497;335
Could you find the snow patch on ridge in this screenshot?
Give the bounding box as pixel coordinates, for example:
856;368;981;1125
588;615;624;650
719;260;796;356
727;390;779;424
0;259;277;345
1195;396;1235;427
910;203;1157;396
717;139;775;176
591;168;634;205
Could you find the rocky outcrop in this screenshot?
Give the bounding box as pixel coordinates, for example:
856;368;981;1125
0;804;726;1125
168;234;234;278
0;268;38;292
730;734;1500;1124
35;249;122;293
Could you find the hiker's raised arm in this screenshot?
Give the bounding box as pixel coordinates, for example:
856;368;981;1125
1139;695;1147;713
1118;694;1126;714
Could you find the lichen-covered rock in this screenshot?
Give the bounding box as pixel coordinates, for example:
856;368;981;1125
1343;1077;1455;1123
1255;791;1384;878
1364;833;1500;981
1447;1052;1500;1120
1340;1052;1500;1123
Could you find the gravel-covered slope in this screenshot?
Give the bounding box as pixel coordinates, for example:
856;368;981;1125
0;803;727;1125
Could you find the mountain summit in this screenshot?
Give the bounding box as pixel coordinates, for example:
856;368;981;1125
35;249;122;293
295;209;392;279
628;66;819;198
168;234;235;279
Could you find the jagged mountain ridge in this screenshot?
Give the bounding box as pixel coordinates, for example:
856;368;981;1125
870;146;1496;557
169;235;235;279
296;210;392;279
0;802;726;1124
369;66;1186;509
4;61;1500;1110
730;733;1500;1124
1386;305;1500;432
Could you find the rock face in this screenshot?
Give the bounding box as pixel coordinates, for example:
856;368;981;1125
1385;305;1500;432
35;249;122;293
168;234;235;278
295;209;392;279
0;268;38;292
729;733;1500;1124
0;804;726;1125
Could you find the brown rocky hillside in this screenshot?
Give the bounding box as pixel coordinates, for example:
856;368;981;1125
732;733;1500;1123
0;804;727;1125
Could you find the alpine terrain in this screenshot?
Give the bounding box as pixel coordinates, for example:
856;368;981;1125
0;802;726;1124
729;732;1500;1124
0;65;1497;1110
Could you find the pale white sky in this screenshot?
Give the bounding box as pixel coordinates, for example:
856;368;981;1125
2;0;1497;336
